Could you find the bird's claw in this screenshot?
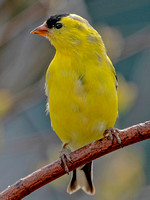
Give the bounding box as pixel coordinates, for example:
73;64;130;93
104;127;121;144
59;143;72;173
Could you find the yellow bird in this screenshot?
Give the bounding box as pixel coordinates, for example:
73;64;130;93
31;14;119;195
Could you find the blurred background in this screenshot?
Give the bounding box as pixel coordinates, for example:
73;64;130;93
0;0;150;199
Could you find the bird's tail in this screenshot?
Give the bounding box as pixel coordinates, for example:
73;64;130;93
67;161;95;195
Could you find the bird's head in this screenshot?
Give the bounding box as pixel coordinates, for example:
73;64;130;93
31;14;103;53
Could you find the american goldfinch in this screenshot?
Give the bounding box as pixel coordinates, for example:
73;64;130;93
31;14;119;195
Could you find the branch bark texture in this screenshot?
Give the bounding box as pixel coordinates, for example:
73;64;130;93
0;121;150;200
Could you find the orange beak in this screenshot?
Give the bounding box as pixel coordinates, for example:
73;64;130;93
30;23;49;36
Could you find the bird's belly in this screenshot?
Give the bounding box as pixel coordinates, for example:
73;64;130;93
48;76;118;149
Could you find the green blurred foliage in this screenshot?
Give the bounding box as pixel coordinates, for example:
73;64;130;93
117;75;138;115
0;89;14;118
96;149;145;200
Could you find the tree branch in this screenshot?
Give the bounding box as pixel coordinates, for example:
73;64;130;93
0;121;150;200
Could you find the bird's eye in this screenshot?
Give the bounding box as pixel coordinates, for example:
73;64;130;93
55;23;62;29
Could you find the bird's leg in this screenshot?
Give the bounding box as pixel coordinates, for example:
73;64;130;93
59;143;72;173
104;127;121;144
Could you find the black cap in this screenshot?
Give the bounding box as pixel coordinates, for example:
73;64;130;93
46;14;69;29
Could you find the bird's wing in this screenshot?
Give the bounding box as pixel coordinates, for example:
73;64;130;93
107;56;118;89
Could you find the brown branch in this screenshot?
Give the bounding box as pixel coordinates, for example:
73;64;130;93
0;121;150;200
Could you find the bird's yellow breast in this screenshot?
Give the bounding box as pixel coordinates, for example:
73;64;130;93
46;51;118;149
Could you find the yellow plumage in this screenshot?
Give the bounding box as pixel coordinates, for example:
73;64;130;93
31;13;118;195
46;15;118;149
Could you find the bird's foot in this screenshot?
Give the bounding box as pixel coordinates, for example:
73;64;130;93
59;143;72;173
104;127;121;144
